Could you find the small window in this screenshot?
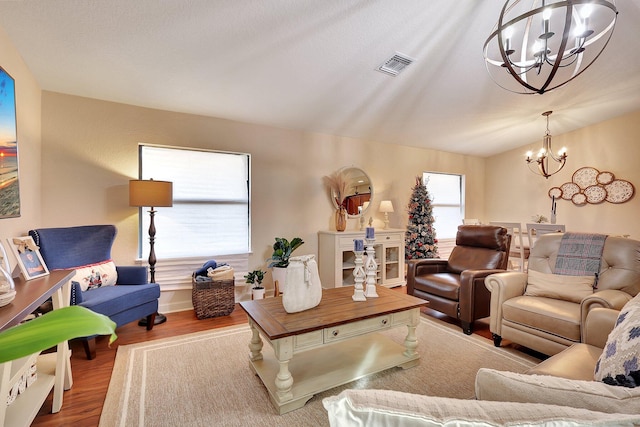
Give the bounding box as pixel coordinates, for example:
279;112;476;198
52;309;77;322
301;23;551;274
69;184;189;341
139;145;250;259
423;172;464;239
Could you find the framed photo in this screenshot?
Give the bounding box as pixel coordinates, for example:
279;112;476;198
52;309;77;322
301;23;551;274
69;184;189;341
8;236;49;280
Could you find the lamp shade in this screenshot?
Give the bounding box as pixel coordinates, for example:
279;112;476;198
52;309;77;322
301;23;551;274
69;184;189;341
129;179;173;207
379;200;394;213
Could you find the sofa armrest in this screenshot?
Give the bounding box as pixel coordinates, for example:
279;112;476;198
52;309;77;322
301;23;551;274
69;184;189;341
580;289;631;332
583;307;619;348
115;265;149;285
484;271;527;336
70;280;84;305
406;259;449;294
475;368;640;415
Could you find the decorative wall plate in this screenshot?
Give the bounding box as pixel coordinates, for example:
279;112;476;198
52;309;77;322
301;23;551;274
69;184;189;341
596;171;615;185
548;187;562;199
572;167;599;189
604;180;635;204
584;185;607;204
560;182;580;200
572;193;587;206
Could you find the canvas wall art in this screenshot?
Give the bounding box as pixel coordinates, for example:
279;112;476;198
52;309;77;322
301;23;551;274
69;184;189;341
0;66;19;218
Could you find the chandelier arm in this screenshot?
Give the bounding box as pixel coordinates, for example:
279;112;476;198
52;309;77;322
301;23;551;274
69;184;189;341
538;2;574;94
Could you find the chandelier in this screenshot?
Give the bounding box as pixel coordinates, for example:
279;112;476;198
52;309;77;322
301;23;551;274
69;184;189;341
483;0;618;94
526;111;567;178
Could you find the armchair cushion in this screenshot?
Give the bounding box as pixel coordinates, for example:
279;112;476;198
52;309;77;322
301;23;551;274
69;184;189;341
595;294;640;387
524;270;595;304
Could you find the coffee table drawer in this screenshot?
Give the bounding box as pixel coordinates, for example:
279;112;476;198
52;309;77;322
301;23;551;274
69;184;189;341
324;315;391;343
294;330;323;351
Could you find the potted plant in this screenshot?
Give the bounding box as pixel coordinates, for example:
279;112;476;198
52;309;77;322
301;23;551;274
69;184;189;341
244;269;266;300
267;237;304;294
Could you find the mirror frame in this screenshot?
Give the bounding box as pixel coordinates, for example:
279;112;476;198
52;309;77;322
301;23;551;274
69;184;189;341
332;167;374;218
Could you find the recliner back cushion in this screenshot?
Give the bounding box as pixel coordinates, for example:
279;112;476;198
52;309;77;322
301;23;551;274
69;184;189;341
448;247;506;274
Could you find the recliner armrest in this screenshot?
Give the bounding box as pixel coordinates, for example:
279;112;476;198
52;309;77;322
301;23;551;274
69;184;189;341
406;258;449;293
484;271;527;335
580;289;631;333
582;307;619;348
116;265;149;285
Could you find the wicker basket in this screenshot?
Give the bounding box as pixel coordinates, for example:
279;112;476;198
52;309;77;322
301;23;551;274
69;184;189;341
191;277;235;319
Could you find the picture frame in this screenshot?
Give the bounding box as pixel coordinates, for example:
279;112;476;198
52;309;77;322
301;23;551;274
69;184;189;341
8;236;49;280
0;66;20;219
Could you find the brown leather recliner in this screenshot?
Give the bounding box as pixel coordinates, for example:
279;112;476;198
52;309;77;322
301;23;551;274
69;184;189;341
407;225;511;334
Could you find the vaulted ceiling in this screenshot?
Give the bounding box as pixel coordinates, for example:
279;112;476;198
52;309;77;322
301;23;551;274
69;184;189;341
0;0;638;157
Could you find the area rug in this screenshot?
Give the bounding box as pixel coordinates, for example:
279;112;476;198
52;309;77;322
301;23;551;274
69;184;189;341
99;315;539;427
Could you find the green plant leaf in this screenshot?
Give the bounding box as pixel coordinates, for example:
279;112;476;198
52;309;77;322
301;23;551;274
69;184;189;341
0;305;117;363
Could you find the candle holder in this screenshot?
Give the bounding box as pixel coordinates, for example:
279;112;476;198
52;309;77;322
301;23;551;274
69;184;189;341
364;238;379;298
352;251;366;301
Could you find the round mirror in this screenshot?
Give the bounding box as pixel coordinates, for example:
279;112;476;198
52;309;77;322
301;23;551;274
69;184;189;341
332;167;374;218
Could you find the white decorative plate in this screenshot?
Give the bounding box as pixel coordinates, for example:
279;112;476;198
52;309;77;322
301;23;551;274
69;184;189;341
572;192;587;206
560;182;580;200
548;187;562;199
584;185;607;204
0;290;16;307
572;167;599;189
596;171;615;185
605;180;635;204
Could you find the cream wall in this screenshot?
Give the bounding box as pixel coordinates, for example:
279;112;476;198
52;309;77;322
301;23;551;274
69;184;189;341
0;26;42;267
40;92;485;307
485;110;640;238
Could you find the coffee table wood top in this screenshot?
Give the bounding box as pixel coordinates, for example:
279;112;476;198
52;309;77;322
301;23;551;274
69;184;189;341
239;286;427;340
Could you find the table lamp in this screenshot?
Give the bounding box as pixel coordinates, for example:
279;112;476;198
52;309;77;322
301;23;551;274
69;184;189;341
379;200;394;229
129;178;173;325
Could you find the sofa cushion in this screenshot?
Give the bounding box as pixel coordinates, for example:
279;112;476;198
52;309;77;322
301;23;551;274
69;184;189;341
70;260;118;291
524;270;594;304
78;283;160;318
475;368;640;415
323;388;640;426
595;293;640;387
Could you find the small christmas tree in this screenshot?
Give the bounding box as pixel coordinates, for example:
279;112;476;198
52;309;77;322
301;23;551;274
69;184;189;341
405;176;438;260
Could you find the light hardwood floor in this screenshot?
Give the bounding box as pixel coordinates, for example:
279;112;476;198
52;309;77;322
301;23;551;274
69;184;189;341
32;287;491;427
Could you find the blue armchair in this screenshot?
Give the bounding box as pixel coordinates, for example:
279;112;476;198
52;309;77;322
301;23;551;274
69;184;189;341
29;225;160;359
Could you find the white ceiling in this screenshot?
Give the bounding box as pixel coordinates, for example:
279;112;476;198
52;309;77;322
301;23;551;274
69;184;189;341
0;0;638;157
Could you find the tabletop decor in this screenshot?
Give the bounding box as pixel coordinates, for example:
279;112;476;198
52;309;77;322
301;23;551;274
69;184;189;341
282;254;322;313
323;170;348;231
364;237;379;298
8;236;49;280
352;240;366;301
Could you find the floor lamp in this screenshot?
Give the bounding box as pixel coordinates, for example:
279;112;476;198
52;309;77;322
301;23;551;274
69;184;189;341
129;178;173;326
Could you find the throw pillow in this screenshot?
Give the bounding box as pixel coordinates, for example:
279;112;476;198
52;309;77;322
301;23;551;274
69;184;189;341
594;293;640;387
524;269;594;303
71;260;118;291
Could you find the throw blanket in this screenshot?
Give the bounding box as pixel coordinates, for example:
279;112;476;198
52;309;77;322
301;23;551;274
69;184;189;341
554;233;607;277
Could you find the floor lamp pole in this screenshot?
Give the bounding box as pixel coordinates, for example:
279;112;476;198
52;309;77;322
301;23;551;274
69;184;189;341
138;206;167;326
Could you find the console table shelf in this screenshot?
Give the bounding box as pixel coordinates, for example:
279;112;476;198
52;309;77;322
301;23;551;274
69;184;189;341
318;229;406;288
0;270;74;427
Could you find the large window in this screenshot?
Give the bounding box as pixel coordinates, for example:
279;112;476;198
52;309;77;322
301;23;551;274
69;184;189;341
139;145;250;259
423;172;464;239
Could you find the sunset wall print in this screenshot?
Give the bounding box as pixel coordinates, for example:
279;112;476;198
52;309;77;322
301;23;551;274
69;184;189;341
0;66;19;218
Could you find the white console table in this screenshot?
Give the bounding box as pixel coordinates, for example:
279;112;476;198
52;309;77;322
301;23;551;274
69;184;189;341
318;229;406;288
0;270;74;427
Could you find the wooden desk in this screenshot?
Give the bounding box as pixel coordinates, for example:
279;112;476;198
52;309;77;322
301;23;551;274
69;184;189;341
0;270;74;427
240;286;427;414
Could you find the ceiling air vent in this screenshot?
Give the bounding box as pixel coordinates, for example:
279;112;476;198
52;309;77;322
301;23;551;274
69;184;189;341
377;52;415;76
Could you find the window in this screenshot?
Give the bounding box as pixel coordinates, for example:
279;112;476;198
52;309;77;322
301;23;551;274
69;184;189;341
422;172;463;239
139;145;250;259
